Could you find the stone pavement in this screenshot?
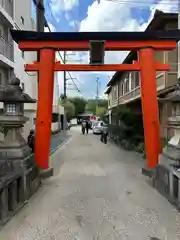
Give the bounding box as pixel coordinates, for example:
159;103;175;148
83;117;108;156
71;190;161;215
1;126;180;240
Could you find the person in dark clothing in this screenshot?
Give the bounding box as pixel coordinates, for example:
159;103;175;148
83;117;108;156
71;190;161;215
100;123;108;144
81;120;86;135
85;121;89;134
27;129;35;152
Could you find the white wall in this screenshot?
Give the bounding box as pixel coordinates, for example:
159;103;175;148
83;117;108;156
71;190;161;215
53;71;59;106
13;0;37;139
14;0;37;105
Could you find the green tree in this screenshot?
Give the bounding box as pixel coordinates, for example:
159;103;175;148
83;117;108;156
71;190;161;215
59;98;75;120
86;99;97;114
96;107;107;119
86;99;108;115
98;99;108;108
69;97;87;117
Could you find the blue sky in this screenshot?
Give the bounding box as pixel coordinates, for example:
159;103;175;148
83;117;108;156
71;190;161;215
32;0;177;99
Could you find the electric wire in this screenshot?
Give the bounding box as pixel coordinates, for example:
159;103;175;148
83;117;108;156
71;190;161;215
105;0;177;7
32;0;84;96
46;0;84;96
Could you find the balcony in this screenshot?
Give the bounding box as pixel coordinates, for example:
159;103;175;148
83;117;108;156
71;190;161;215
0;0;13;18
156;73;165;90
0;36;13;61
118;86;141;105
111;98;118;108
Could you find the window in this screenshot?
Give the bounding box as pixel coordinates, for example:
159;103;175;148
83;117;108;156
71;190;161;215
129;73;132;82
6;104;16;115
124;79;129;94
52;113;59;123
129;73;132;90
112;86;117;100
134;72;140;87
21;17;24;25
0;73;2;86
0;28;2;37
119;82;124;96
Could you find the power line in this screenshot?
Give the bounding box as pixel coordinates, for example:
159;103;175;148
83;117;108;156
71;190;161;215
105;0;178;6
46;1;84;97
105;0;178;9
47;23;84;97
33;0;84;97
96;77;100;109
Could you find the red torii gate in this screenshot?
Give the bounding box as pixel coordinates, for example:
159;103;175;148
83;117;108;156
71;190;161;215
11;30;180;174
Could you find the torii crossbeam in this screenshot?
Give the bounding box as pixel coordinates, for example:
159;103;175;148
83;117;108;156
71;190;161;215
11;29;180;174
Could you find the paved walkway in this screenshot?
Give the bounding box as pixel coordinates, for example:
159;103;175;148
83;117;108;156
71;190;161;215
1;127;180;240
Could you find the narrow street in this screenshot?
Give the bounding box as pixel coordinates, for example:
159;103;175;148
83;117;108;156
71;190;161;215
1;126;180;240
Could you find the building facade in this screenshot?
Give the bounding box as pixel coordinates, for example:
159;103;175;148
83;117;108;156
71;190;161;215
0;0;63;140
105;11;178;140
52;71;64;132
14;0;38;139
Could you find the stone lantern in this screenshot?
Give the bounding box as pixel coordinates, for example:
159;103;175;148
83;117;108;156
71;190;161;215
159;89;180;168
0;76;36;164
154;88;180;207
0;75;40;200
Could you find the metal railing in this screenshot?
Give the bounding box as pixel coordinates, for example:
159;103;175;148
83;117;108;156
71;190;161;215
0;0;13;18
0;36;13;61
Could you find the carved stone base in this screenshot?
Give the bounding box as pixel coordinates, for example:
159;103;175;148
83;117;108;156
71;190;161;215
24;165;41;200
0;155;41;226
152;164;180;210
142;167;154;178
0;173;24;226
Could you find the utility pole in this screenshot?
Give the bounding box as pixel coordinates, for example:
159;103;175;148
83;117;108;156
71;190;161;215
96;77;100;109
36;0;45;62
37;0;44;32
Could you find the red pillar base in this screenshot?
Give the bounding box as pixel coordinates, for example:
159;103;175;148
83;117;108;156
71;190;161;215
39;168;53;179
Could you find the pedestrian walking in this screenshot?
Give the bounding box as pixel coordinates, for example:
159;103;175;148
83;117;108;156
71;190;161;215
27;129;35;152
85;120;89;134
100;123;108;144
81;120;86;135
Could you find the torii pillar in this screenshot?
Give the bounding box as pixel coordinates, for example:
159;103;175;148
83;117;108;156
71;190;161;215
139;47;162;169
35;47;55;176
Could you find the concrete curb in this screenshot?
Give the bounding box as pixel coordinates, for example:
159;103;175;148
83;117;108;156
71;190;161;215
50;134;71;156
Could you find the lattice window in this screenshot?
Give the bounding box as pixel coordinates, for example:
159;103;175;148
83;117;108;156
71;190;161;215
6;103;16;115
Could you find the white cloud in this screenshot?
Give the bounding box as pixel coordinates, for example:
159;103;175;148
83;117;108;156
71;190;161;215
53;0;177;98
50;0;79;12
79;0;177;63
75;0;177;97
